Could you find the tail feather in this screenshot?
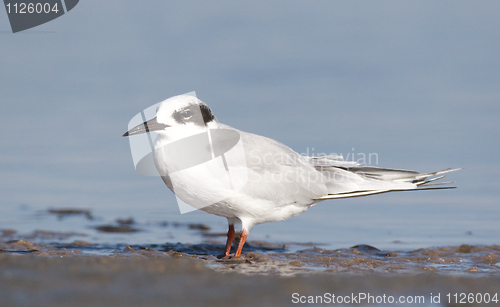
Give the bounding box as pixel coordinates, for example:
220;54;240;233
417;181;456;187
398;168;461;182
415;175;445;186
314;166;460;200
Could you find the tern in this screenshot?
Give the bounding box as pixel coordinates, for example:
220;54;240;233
123;95;459;258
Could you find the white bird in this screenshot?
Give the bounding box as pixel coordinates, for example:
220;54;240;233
123;95;459;258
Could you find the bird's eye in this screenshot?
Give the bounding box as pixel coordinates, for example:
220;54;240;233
181;110;192;119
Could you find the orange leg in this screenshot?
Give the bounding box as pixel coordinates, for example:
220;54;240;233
234;229;248;257
223;224;235;257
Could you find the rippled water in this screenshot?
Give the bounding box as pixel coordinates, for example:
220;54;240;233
1;196;499;249
1;196;500;266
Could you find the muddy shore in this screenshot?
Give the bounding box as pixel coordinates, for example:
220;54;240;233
1;232;500;306
1;252;500;307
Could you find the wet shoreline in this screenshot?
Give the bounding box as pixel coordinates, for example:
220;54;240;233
2;227;500;306
1;246;500;307
2;228;499;276
2;207;500;306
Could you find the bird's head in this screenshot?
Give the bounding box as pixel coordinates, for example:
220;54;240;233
122;95;217;141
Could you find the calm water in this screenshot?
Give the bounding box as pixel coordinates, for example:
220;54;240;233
2;188;498;254
2;1;499;260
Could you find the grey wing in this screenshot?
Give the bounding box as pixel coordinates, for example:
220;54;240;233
315;165;460;199
226;125;409;203
304;150;460;197
219;124;460;202
232;128;329;205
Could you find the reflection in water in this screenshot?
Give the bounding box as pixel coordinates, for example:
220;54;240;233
1;205;499;275
1;227;499;275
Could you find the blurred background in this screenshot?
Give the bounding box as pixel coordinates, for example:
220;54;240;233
1;1;499;250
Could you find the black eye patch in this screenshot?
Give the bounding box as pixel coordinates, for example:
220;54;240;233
199;104;215;124
173;103;215;126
